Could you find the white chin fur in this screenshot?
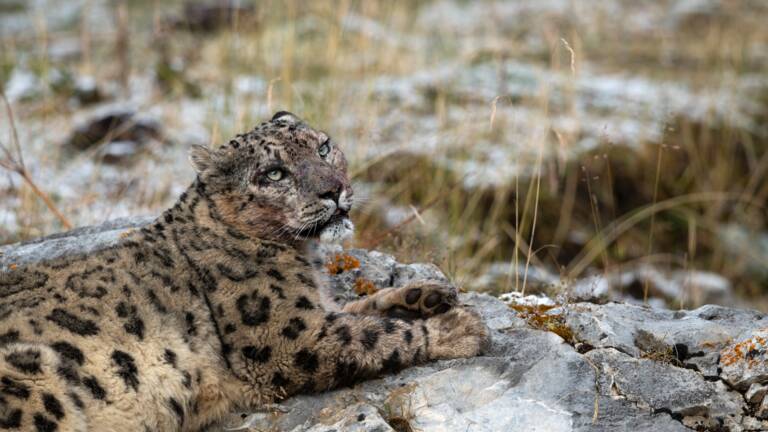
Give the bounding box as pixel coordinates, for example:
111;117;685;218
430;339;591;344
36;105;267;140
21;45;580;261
318;218;354;244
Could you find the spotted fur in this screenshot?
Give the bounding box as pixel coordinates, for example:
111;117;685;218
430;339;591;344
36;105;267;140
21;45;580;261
0;112;488;431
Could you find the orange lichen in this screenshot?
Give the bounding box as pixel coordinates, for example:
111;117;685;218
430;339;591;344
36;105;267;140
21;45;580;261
8;264;17;270
509;303;574;343
509;303;557;315
354;278;378;296
325;254;360;275
721;331;768;367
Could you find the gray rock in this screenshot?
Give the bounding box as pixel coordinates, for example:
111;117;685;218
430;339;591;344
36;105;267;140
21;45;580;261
391;261;447;287
740;415;768;431
0;216;153;270
304;404;393;432
562;302;768;377
569;266;733;308
745;383;768;405
720;327;768;390
486;263;735;309
472;261;560;294
586;348;743;419
318;244;449;306
5;218;767;431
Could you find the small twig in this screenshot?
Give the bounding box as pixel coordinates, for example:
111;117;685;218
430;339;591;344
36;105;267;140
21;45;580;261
489;96;501;130
0;91;73;230
1;94;22;168
644;142;665;303
521;142;544;296
489;95;514;131
560;38;577;76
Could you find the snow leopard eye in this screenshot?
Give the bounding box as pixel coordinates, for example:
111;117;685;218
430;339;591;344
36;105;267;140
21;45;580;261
318;142;330;158
266;168;284;181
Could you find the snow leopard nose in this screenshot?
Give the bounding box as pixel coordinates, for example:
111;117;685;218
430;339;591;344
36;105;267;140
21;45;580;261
318;181;342;204
299;160;348;205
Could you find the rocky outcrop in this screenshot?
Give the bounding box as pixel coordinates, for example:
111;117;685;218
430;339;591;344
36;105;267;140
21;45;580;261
2;219;767;431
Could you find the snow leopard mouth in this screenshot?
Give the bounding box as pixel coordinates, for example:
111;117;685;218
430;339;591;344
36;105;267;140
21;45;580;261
297;209;352;240
324;208;350;226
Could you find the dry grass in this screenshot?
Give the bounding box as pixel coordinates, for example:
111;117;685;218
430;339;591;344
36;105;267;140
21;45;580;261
0;90;71;229
1;0;767;308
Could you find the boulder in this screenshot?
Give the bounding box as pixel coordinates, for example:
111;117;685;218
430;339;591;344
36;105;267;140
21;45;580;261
3;218;768;431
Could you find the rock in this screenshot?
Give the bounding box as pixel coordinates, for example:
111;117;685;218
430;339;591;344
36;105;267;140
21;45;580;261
318;243;448;306
744;383;768;420
0;216;152;270
482;262;734;309
499;291;556;309
463;291;527;339
566;265;733;308
741;415;768;431
758;399;768;420
307;404;394;432
720;328;768;390
561;302;768;378
586;348;743;418
472;261;560;294
64;106;165;163
745;383;768;405
227;403;396;432
225;324;687;432
164;0;257;33
4;218;767;431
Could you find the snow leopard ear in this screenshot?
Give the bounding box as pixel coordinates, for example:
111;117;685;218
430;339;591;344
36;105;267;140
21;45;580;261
271;111;302;124
189;144;214;174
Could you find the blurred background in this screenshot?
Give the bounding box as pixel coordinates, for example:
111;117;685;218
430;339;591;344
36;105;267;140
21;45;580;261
1;0;767;310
